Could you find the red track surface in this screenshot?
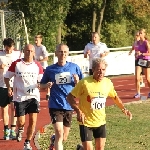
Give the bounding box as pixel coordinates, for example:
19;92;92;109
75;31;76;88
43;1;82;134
0;75;149;150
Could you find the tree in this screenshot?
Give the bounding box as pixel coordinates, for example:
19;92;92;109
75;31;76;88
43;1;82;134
7;0;70;52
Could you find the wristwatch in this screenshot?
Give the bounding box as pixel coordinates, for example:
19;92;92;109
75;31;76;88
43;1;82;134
121;108;127;112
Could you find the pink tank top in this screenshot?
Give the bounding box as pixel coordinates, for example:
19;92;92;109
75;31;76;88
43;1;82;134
137;40;150;60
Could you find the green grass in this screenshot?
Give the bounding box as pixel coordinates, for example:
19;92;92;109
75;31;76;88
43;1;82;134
38;101;150;150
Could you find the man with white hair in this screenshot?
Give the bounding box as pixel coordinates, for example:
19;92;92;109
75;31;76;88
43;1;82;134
67;58;132;150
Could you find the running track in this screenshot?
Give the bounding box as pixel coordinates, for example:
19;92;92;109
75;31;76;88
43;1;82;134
0;75;149;150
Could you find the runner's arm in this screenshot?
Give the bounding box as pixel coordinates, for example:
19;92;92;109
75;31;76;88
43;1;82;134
0;64;6;69
112;96;126;110
84;45;89;58
39;56;48;62
67;93;85;123
67;93;80;113
40;82;54;89
4;77;13;97
141;41;150;56
4;78;11;89
129;45;135;55
112;96;132;120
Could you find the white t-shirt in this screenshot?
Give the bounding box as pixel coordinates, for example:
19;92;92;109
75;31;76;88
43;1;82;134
0;50;21;88
84;42;109;69
4;59;43;102
34;44;49;69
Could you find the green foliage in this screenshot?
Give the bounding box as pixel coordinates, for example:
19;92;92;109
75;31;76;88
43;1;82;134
102;19;134;47
8;0;70;52
3;0;150;51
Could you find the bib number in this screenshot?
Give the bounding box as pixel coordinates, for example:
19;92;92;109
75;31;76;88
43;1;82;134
55;72;71;84
138;59;147;67
24;85;37;95
91;97;106;110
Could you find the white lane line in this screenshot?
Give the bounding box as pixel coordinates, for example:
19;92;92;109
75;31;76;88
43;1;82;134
114;80;129;82
115;83;135;88
115;85;124;87
127;83;135;86
117;89;135;92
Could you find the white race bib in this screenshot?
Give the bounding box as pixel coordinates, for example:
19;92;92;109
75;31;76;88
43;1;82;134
24;85;38;95
138;59;147;67
55;72;71;84
91;97;106;110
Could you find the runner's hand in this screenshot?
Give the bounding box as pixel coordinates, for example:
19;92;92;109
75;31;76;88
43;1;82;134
47;82;54;88
135;51;142;57
77;110;85;124
100;53;106;57
72;74;79;84
0;64;6;69
86;50;90;56
123;109;132;120
128;51;132;55
37;83;40;90
8;88;13;97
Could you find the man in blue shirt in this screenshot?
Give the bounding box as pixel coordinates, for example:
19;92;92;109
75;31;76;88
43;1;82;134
40;44;83;150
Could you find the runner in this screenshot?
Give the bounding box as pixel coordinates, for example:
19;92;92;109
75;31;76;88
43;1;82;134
34;34;50;100
4;44;43;150
129;31;145;98
40;43;83;150
67;58;132;150
0;38;21;140
84;32;109;75
134;28;150;98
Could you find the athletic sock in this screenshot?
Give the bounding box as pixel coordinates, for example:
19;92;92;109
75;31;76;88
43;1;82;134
11;125;16;128
4;125;9;130
25;139;30;143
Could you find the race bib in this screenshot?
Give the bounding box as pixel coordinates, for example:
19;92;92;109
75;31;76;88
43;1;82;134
55;72;71;84
24;85;37;95
138;59;147;67
91;97;106;110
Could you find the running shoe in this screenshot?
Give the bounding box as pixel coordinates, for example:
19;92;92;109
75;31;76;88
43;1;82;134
10;129;16;140
133;93;141;98
49;134;55;150
147;93;150;98
16;128;24;142
24;141;32;150
49;143;55;150
4;129;10;140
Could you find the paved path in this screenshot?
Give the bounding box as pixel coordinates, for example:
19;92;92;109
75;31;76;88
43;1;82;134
0;75;149;150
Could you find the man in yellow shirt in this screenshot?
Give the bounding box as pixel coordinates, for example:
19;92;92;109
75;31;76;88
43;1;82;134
67;58;132;150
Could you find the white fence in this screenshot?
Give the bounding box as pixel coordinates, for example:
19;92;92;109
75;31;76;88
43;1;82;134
49;46;135;76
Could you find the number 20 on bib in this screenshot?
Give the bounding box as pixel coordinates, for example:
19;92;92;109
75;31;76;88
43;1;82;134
55;72;71;84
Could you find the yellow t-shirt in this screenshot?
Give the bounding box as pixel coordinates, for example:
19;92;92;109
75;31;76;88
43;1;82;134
71;76;117;127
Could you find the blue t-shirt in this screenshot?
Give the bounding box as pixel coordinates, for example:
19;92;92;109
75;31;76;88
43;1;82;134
41;62;83;110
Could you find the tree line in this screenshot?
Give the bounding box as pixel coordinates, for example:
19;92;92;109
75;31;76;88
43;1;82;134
1;0;150;52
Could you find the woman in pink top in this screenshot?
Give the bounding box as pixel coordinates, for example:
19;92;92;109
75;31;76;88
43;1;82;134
134;28;150;98
129;32;145;99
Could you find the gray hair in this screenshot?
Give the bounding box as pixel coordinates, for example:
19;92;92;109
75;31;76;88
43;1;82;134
56;43;69;52
92;58;108;70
